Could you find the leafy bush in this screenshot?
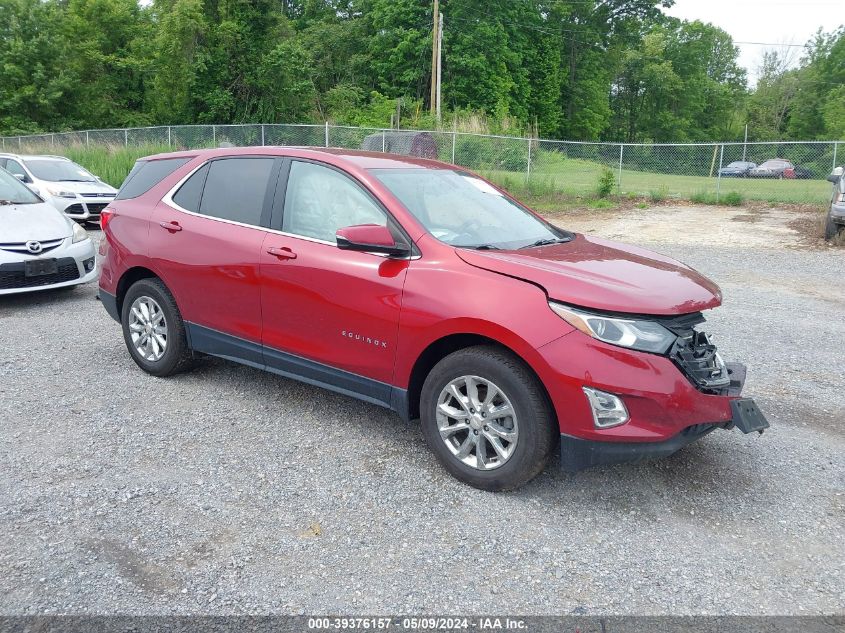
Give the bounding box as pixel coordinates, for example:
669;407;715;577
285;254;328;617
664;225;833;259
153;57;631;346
596;168;615;198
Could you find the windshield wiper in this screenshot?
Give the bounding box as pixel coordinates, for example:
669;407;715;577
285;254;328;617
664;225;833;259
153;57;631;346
0;199;15;205
58;179;92;182
519;237;571;249
471;244;501;250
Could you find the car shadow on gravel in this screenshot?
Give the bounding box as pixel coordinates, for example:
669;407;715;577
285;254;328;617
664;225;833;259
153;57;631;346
0;285;87;313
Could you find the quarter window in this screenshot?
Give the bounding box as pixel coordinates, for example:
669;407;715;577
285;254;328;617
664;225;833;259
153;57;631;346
172;164;209;212
283;161;386;242
199;158;275;226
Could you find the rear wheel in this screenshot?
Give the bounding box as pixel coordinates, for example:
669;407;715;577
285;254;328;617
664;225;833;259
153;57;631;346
825;213;842;241
121;278;195;376
420;345;557;491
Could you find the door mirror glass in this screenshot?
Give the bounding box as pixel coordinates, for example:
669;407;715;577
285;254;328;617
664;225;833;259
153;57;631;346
14;173;27;183
336;224;409;257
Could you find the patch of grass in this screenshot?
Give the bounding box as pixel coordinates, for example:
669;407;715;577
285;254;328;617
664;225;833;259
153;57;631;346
588;198;616;210
497;150;832;205
649;187;668;203
636;202;649;209
690;190;717;204
721;191;745;206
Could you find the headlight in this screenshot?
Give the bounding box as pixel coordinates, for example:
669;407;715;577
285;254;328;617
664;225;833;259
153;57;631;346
549;302;676;354
72;222;88;243
46;187;76;198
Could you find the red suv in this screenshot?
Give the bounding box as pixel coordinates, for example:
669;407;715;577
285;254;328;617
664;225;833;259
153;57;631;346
98;147;768;490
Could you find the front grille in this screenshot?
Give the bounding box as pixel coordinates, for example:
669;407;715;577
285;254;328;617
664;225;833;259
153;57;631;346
64;203;85;215
85;203;107;216
0;257;80;290
661;313;732;395
0;238;64;255
81;193;111;198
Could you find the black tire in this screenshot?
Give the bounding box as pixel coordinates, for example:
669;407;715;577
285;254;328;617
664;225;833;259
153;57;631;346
420;345;557;491
824;213;842;241
120;278;195;377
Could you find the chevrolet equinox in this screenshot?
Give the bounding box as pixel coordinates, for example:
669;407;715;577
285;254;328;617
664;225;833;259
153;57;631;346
98;147;769;490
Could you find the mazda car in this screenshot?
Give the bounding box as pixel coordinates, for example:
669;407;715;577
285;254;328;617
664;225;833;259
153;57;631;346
98;148;769;491
0;166;97;295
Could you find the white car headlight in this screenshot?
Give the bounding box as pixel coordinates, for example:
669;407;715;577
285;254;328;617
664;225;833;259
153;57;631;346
45;187;77;198
72;222;88;243
549;302;676;354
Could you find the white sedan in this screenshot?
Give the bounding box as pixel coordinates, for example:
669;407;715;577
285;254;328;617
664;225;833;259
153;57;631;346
0;166;97;295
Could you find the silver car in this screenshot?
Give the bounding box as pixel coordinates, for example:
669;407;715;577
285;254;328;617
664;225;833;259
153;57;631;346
0;153;117;225
0;167;97;295
826;166;844;240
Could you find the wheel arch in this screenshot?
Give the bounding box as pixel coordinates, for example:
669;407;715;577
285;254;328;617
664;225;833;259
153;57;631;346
115;266;161;316
402;332;555;423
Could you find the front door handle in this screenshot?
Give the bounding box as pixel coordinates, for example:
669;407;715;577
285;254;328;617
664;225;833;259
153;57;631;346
266;246;297;260
159;221;182;232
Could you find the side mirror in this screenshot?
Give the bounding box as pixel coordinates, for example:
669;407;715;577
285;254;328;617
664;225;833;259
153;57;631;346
827;167;843;183
336;224;410;257
14;173;28;183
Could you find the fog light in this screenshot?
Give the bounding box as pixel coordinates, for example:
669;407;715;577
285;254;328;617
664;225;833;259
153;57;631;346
582;387;629;429
83;257;95;272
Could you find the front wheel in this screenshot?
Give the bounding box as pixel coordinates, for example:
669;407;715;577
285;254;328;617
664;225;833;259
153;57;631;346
420;346;557;491
121;278;195;377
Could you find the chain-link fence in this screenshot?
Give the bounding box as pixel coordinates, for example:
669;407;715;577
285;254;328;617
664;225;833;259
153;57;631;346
1;124;841;205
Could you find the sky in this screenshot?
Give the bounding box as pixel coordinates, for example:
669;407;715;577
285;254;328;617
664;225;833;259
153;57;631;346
664;0;841;84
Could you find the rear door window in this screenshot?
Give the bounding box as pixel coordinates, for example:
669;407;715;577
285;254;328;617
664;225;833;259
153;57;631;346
115;157;192;200
198;157;276;227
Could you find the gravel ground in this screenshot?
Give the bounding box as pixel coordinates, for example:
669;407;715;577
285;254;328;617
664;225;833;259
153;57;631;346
0;207;843;616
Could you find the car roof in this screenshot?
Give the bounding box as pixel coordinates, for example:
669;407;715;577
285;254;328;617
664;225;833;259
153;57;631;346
141;146;455;170
0;153;71;161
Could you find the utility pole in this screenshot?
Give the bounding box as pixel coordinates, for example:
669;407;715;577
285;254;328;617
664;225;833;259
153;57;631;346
430;0;439;115
436;11;443;120
742;123;749;162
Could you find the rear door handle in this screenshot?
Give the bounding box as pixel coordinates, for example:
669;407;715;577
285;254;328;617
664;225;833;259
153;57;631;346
159;221;182;232
266;246;297;260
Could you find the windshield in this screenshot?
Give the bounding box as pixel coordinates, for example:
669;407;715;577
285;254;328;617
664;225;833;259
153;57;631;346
25;158;97;182
0;167;41;205
371;168;569;249
759;160;788;169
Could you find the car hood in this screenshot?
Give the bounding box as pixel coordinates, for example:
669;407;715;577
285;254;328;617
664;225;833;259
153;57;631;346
455;234;722;315
0;202;73;242
39;179;117;195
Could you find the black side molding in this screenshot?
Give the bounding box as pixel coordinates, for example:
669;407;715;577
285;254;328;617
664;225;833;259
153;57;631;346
185;322;408;417
99;289;120;322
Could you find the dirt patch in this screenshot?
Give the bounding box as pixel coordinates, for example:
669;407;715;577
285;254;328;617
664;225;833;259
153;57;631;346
544;204;827;251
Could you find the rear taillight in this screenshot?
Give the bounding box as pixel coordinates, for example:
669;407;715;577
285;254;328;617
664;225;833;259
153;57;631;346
100;207;114;231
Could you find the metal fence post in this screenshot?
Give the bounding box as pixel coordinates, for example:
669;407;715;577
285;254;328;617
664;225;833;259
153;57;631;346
382;130;386;153
618;144;624;196
212;125;217;146
167;126;172;147
325;122;329;148
716;144;725;203
85;131;89;147
124;129;128;146
451;132;457;164
833;141;839;170
261;124;265;146
526;138;532;181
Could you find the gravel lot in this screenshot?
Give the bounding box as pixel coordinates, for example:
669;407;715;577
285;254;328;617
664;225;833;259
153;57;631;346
1;205;843;616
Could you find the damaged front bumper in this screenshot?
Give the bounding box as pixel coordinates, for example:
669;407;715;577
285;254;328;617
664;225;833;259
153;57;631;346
560;362;770;472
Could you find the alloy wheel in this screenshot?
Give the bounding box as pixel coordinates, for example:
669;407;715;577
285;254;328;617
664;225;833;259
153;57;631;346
128;296;168;362
435;375;519;470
